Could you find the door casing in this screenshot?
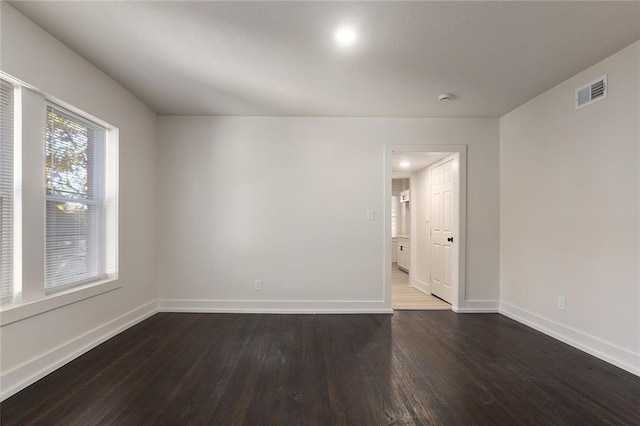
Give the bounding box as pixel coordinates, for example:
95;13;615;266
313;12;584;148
384;144;467;312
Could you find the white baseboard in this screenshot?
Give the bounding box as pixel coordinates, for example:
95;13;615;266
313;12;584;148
411;279;431;294
0;300;158;401
158;299;393;314
500;301;640;377
454;300;499;313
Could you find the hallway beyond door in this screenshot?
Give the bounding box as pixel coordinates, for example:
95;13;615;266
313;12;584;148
391;264;450;310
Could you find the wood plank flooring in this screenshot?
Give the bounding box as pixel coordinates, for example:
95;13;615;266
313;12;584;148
2;312;640;425
392;264;450;310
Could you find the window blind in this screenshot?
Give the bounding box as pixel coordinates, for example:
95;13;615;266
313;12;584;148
45;104;106;292
0;81;14;303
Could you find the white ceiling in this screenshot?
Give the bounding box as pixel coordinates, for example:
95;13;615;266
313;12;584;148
391;152;449;173
8;1;640;117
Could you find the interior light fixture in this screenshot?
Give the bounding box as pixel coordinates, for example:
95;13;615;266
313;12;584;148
400;161;410;168
334;26;357;47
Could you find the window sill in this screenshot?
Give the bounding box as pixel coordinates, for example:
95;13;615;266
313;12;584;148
0;278;120;326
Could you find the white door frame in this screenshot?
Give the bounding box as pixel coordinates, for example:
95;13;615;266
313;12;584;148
384;144;467;312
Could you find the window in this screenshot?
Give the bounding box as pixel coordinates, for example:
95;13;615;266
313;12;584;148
45;105;107;293
391;195;398;239
0;78;118;324
0;81;14;303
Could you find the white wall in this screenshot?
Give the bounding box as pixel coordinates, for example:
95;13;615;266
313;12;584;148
157;117;499;312
0;3;158;398
500;41;640;375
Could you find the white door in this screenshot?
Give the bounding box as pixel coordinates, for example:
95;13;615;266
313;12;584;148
430;158;454;303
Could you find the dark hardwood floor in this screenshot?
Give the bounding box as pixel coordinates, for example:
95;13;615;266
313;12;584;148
2;312;639;425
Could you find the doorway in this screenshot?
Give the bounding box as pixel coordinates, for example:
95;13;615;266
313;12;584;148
385;145;467;311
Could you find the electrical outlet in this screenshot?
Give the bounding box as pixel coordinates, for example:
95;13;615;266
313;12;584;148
254;280;262;291
558;296;566;310
367;209;375;220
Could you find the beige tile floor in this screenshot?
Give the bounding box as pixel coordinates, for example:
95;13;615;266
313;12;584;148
392;264;451;310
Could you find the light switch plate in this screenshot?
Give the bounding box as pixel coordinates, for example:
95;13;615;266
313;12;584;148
367;209;375;220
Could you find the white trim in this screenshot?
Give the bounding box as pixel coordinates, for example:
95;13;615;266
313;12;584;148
411;278;431;294
385;144;467;312
0;278;120;326
158;299;393;314
0;300;158;401
17;87;46;303
454;300;499;313
500;301;640;377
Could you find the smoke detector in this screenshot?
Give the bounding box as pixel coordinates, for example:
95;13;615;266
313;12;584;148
438;93;454;102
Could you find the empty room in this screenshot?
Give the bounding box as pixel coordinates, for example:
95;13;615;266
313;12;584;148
1;1;639;424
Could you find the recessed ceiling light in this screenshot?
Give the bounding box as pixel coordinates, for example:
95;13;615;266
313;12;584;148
334;26;357;47
400;161;410;168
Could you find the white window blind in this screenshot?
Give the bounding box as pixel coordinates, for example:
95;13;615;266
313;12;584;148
45;104;106;293
0;81;14;303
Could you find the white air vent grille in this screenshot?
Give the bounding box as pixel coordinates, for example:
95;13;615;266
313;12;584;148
575;75;607;110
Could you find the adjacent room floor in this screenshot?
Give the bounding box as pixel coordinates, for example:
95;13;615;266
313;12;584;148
2;312;639;425
391;263;450;310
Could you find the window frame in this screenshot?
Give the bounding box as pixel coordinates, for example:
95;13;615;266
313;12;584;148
44;103;108;294
0;73;119;326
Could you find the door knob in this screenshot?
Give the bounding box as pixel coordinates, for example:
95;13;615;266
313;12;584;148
447;237;454;242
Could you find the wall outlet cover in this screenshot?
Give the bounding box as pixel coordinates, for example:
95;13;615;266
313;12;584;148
558;296;566;310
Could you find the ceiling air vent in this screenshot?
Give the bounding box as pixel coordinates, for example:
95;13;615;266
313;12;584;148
575;75;607;110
